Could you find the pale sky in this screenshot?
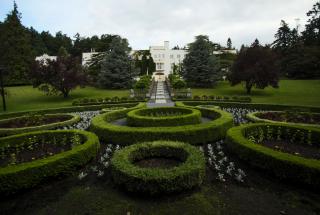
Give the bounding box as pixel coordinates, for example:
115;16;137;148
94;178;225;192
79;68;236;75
0;0;316;49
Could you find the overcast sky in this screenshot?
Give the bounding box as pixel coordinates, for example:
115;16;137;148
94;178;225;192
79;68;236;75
0;0;316;50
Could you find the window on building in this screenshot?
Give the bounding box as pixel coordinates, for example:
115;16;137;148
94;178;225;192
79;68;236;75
170;54;174;59
177;54;180;58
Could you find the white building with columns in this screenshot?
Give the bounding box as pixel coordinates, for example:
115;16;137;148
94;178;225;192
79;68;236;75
149;41;187;78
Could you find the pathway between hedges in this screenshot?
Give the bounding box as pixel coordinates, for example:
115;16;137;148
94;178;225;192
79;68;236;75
147;81;175;107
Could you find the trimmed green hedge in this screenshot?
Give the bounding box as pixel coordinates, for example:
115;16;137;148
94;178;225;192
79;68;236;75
72;97;146;106
126;107;202;127
0;113;80;137
111;141;205;195
101;107;127;113
0;130;100;195
246;111;320;128
0;102;143;120
225;123;320;189
178;101;320;112
172;95;252;103
90;105;233;145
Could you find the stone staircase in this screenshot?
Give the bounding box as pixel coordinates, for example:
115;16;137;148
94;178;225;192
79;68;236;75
147;81;174;107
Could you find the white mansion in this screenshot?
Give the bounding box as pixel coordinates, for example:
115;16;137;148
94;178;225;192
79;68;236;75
81;41;187;78
36;41;236;79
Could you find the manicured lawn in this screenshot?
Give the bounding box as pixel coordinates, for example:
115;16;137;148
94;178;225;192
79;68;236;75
192;80;320;107
0;86;129;113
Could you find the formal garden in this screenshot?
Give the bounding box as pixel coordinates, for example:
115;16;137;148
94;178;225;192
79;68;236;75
0;1;320;215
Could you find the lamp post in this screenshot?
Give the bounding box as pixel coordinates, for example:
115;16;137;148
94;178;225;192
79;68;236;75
0;66;6;111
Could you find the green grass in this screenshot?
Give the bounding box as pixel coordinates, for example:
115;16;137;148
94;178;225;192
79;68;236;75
192;80;320;107
1;80;319;113
0;86;129;113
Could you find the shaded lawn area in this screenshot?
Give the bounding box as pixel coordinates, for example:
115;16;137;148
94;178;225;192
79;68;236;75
0;86;129;113
192;80;320;107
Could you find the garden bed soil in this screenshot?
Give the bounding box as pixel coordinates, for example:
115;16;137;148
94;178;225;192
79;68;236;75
0;115;72;128
258;112;320;125
134;157;182;169
0;141;81;167
262;140;320;159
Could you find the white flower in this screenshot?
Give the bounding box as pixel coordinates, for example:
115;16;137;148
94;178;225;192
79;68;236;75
78;171;88;180
97;170;104;177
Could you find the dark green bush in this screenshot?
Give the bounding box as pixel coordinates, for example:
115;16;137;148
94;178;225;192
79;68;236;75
0;130;100;195
225;123;320;189
111;141;205;195
126;107;202;127
90;105;233;145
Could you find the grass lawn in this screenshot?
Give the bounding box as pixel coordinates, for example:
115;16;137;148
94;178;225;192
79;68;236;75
0;86;129;113
192;80;320;107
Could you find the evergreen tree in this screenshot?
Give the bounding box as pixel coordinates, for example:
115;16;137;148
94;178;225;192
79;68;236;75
227;38;232;49
0;2;33;85
273;20;294;54
98;36;137;88
28;27;48;56
302;1;320;46
182;35;221;87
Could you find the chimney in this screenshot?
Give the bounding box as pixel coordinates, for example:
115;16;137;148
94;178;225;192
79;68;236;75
164;41;169;50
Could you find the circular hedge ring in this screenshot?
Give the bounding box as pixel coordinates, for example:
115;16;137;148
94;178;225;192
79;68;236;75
111;141;206;195
0;130;100;195
90;106;233;145
247;111;320;128
0;113;80;137
101;107;127;113
226;123;320;188
126;107;202;127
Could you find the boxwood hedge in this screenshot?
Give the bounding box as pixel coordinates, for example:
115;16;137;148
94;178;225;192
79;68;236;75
0;130;100;195
126;107;202;127
178;101;320;113
0;102;143;120
246;111;320;128
90;105;233;145
0;113;80;137
225;123;320;189
111;141;205;195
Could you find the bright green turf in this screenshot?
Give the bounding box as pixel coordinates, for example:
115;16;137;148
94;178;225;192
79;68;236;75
1;80;319;113
0;86;129;113
192;80;320;107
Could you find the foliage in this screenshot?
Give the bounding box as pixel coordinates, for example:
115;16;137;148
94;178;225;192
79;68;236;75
134;75;152;90
229;40;279;94
30;49;88;98
90;105;233;145
0;2;33;85
132;50;156;76
111;141;206;195
0;130;100;195
97;36;137;89
126;107;202;127
302;1;320;46
173;95;251;103
182;35;221;87
226;123;320;188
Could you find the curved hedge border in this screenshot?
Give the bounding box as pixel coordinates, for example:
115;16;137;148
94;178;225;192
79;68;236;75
0;102;143;120
90;105;233;145
126;107;202;127
0;130;100;195
111;141;205;195
179;101;320;113
246;111;320;128
101;107;127;113
0;113;80;137
225;123;320;189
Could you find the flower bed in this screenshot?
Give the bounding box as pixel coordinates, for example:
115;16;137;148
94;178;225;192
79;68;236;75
0;113;80;137
225;123;320;188
126;107;202;127
90;106;233;145
111;141;205;195
247;111;320;128
0;130;100;195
